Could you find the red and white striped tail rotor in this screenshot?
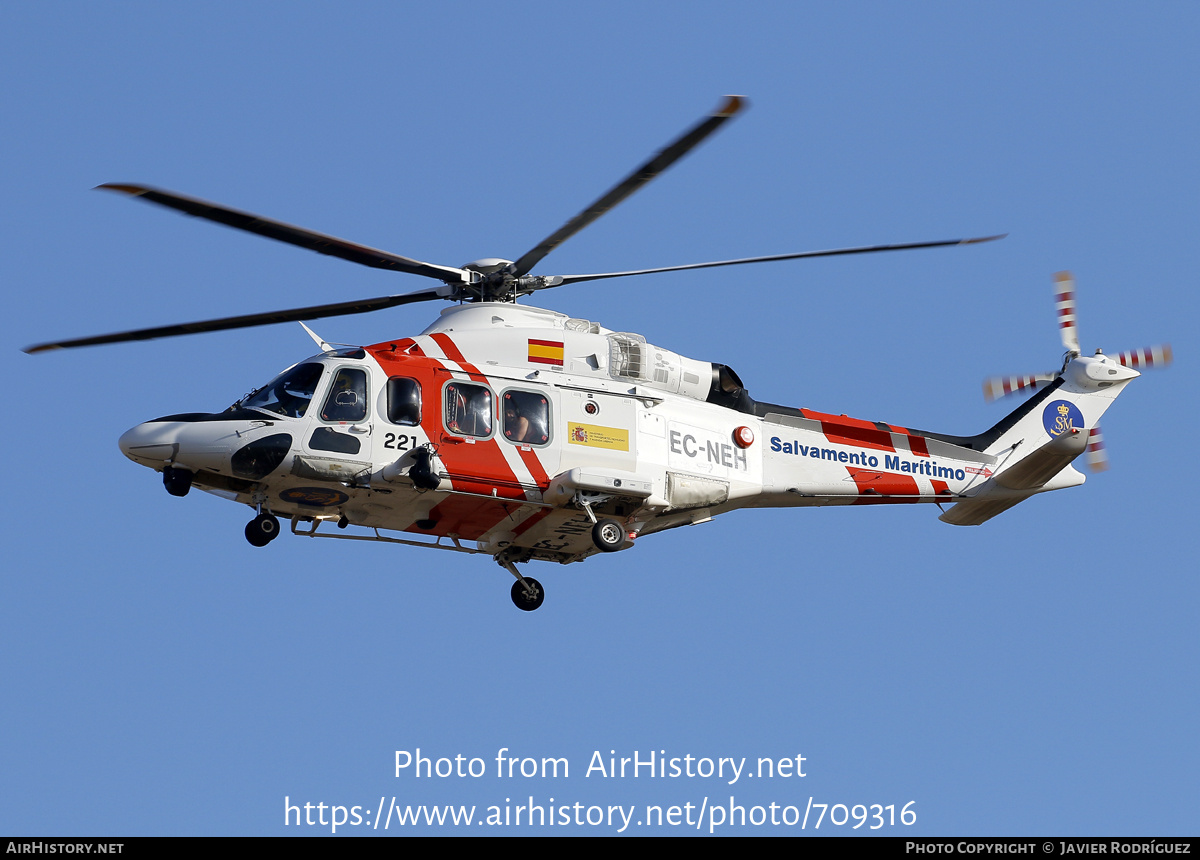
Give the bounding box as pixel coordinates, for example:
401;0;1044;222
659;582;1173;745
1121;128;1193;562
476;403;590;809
1113;343;1173;370
984;271;1171;474
1086;426;1109;472
1054;271;1080;356
982;372;1057;402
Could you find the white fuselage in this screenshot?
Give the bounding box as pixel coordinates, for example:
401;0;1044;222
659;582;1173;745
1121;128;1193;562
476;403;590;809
118;304;1135;563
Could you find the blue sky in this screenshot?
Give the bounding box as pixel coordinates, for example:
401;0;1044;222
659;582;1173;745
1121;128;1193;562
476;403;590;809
3;2;1197;836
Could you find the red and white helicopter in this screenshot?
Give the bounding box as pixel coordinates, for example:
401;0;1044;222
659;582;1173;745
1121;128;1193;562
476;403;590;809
26;97;1170;610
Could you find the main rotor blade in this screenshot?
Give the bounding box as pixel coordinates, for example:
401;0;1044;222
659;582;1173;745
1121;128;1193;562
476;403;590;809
23;286;447;353
509;95;746;278
97;184;470;284
551;234;1007;287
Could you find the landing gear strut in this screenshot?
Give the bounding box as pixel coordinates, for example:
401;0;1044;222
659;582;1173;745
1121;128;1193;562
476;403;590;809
497;551;544;611
573;492;631;554
245;512;281;547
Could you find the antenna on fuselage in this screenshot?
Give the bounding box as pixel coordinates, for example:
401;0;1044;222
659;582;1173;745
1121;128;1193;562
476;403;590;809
299;322;332;352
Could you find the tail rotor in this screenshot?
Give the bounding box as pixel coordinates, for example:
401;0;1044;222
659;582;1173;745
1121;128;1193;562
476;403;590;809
983;271;1171;472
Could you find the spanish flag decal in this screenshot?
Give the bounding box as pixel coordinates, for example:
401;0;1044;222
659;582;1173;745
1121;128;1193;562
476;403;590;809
567;422;630;451
527;339;564;366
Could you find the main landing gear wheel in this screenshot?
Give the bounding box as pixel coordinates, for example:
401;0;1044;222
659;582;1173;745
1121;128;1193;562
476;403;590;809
510;577;545;612
591;519;626;553
245;512;281;547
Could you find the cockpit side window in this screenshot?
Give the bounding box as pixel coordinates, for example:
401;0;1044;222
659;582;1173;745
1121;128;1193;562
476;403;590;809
242;362;324;419
444;382;492;438
387;377;421;426
321;367;368;423
502;389;550;446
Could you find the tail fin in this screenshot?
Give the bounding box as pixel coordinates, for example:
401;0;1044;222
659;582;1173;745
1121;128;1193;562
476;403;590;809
979;353;1138;457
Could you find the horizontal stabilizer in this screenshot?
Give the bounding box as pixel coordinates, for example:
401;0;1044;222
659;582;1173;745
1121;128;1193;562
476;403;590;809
938;494;1032;526
994;428;1086;490
939;428;1086;526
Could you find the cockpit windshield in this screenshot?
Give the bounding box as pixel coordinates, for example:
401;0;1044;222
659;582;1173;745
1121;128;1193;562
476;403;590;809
238;363;325;419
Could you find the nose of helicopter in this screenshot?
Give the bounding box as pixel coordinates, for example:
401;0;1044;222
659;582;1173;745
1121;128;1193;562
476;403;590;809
118;420;179;465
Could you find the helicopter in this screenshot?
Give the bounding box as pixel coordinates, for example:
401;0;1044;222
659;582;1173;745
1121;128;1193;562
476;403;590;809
25;96;1171;611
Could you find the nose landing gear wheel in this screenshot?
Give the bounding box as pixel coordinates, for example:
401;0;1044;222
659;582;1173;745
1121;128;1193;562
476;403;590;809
245;512;281;547
591;519;626;553
163;467;192;497
510;577;545;612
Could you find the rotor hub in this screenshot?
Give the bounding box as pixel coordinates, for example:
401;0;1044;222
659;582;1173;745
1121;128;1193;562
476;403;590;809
461;258;514;275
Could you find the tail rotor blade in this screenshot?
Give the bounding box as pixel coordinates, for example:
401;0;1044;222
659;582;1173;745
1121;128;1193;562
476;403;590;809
1054;271;1080;355
1086;426;1109;472
983;372;1058;402
1113;343;1173;370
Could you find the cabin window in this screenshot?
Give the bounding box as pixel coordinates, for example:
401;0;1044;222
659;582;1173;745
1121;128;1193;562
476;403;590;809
444;382;492;438
309;427;361;455
231;433;293;479
320;367;368;423
502;389;550;446
242;362;324;419
386;377;421;426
